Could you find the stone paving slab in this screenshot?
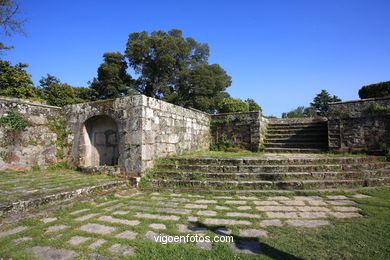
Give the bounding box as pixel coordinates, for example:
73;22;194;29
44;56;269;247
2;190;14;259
256;206;296;211
230;239;261;254
31;246;78;260
68;236;91;246
253;200;280;205
88;239;106;249
115;230;138;240
197;210;217;216
177;224;208;233
332;206;360;212
69;209;90;215
225;200;247;205
260;219;283;227
328;200;357;205
98;216;140;226
149;223;167;230
156;207;192;215
204;218;252;225
266;212;298;218
0;226;27;237
239;228;268;238
41;217;57;223
75;213;100;221
109;244;135;256
226;212;262;219
12;236;32;244
185;204;208;209
79;223;116;235
287;220;330;227
46;225;68;233
195;241;212;250
328;212;362;218
352;194;371;198
135;213;180;221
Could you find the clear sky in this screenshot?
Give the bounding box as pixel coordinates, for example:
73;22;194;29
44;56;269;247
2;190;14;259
3;0;390;116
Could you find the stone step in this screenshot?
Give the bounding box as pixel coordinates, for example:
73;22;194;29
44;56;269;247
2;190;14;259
263;148;327;153
148;176;390;190
162;156;385;165
267;129;328;134
156;162;389;173
264;142;327;149
268;124;327;130
266;137;328;143
153;170;386;181
266;133;328;138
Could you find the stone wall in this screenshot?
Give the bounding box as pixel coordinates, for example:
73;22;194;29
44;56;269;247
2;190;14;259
328;97;390;154
0;97;62;171
64;95;210;175
210;111;267;152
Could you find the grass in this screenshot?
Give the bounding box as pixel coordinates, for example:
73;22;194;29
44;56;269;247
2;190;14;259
0;168;119;203
0;188;390;259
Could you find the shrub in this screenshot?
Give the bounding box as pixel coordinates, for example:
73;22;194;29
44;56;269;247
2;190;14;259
359;81;390;99
218;98;249;113
0;110;30;130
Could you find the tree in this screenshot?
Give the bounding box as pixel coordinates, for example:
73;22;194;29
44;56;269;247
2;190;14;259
245;98;262;112
0;59;37;98
358;81;390;99
0;0;27;52
175;64;231;113
124;29;231;112
218;97;249;113
310;90;341;117
281;106;317;118
38;74;79;107
73;87;98;102
90;52;134;99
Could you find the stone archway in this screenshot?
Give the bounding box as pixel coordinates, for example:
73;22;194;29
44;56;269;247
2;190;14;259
82;115;119;166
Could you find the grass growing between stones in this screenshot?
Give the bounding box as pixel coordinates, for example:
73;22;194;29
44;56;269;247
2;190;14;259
0;188;389;259
0;169;118;203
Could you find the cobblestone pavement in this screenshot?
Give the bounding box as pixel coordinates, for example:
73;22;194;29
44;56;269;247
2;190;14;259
0;191;371;259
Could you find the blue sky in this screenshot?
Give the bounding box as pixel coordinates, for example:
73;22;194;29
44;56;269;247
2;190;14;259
3;0;390;116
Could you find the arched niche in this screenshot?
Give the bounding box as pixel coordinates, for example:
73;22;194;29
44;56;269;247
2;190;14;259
82;115;119;166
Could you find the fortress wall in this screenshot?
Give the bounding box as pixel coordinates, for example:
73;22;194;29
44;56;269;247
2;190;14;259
0;97;62;170
328;97;390;154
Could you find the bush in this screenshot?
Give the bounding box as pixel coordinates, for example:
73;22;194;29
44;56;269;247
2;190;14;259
218;98;249;113
0;110;30;130
359;81;390;99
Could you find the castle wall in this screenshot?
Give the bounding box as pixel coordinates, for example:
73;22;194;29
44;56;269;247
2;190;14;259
328;97;390;154
210;111;267;152
64;95;210;175
0;97;61;171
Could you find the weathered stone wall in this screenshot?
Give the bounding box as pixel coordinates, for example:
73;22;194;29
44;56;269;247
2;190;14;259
210;111;267;152
0;97;62;171
64;95;210;175
328;97;390;154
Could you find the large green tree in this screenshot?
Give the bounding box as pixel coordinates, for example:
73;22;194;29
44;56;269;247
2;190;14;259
90;52;134;99
358;81;390;99
0;0;27;52
124;29;231;112
0;59;37;98
310;90;341;117
282;106;316;118
38;74;85;106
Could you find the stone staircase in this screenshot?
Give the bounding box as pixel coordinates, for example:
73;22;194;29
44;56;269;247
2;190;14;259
143;155;390;193
264;118;328;153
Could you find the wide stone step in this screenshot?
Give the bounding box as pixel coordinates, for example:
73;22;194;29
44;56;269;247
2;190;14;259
152;170;385;181
267;129;328;134
162;156;385;165
268;124;327;130
266;137;328;143
264;142;327;148
266;133;328;138
148;176;390;190
156;162;389;173
263;148;327;153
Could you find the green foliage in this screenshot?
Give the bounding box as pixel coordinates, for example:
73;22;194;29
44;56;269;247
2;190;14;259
218;97;249;113
31;165;40;171
282;106;317;118
0;109;30;130
245;98;262;112
359;81;390;99
47;161;70;170
175;64;231;113
47;115;68;148
73;87;98;102
310;89;341;117
125;29;232;112
366;103;390;114
90;52;135;99
0;59;37;98
38;74;79;107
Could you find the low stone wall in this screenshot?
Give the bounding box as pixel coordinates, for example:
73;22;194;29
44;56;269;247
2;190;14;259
210;111;267;152
328;97;390;154
0;97;62;170
64;95;210;175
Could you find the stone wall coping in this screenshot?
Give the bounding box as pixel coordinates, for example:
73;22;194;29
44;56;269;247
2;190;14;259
211;111;261;116
329;97;390;106
0;97;61;109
